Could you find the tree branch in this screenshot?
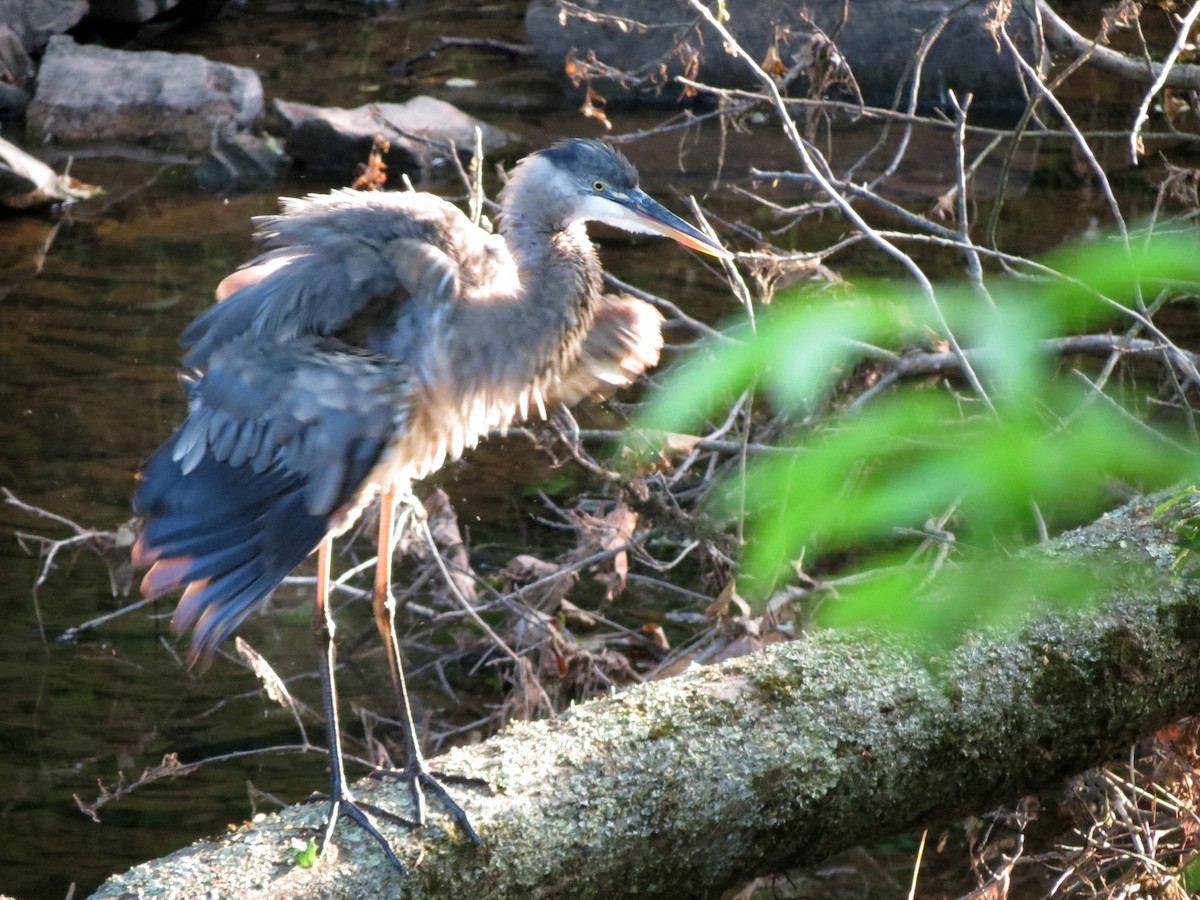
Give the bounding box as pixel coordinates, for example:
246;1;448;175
1039;0;1200;90
92;493;1200;898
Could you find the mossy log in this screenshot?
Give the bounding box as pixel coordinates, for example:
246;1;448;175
91;495;1200;898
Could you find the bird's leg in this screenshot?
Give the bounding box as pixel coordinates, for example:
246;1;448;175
371;486;428;826
313;535;409;871
369;488;484;847
372;485;406;708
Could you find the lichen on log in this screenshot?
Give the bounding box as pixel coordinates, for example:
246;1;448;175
91;494;1200;898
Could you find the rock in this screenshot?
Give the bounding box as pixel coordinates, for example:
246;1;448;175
86;0;230;25
0;0;87;53
273;95;520;180
526;0;1044;116
26;35;263;154
0;82;30;119
0;25;34;88
194;132;287;192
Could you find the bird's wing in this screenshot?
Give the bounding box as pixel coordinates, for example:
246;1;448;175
134;335;412;662
548;294;665;407
180;189;514;370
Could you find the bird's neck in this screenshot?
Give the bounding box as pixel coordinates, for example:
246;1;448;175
493;217;603;386
496;156;601;310
503;216;601;295
418;216;603;442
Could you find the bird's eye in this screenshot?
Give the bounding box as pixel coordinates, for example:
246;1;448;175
592;181;605;192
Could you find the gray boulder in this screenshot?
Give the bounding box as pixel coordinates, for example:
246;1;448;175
0;0;87;53
526;0;1044;115
86;0;186;23
274;95;520;179
26;35;263;153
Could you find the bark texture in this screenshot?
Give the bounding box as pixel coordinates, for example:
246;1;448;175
91;494;1200;898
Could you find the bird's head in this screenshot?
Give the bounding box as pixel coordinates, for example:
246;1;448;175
506;138;733;260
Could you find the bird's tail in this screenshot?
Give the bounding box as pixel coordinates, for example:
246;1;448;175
133;431;330;666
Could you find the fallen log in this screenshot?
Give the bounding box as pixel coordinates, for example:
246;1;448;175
91;493;1200;898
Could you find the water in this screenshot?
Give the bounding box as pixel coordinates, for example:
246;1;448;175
0;6;743;893
0;172;732;897
0;2;1186;896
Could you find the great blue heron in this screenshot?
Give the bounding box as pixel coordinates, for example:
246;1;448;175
133;138;731;869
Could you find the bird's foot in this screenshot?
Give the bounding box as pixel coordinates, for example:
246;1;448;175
306;785;415;872
370;757;488;846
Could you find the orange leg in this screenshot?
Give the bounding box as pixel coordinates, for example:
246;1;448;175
313;535;407;870
372;486;427;825
373;485;404;700
369;486;482;845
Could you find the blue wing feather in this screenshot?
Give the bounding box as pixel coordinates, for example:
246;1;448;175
136;336;412;663
138;186;516;662
179;189;493;370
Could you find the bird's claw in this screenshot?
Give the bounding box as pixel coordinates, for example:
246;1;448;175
370;760;487;846
306;787;415;872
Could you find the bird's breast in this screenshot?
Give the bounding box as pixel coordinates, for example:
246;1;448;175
359;376;532;506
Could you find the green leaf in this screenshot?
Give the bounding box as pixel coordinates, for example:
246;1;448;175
1178;851;1200;893
294;838;319;868
638;231;1200;637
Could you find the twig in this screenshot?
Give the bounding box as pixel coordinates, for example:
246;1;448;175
682;0;996;414
603;273;737;344
676;76;1200;146
5;487;134;643
908;828;928;900
848;333;1200;411
60;597;158;643
1038;0;1200;89
945;90;993;304
1128;0;1200;164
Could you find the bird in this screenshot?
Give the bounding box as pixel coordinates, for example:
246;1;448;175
132;137;733;869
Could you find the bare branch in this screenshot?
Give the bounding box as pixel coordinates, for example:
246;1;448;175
1039;0;1200;90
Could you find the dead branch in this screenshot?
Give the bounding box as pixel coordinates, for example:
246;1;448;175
1039;0;1200;90
849;333;1200;410
90;493;1200;898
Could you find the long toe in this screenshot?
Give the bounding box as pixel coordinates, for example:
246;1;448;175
307;789;415;872
370;761;486;846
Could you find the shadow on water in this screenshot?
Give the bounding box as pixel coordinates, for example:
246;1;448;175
0;1;1182;896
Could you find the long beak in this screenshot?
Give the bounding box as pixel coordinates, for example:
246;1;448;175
624;189;735;260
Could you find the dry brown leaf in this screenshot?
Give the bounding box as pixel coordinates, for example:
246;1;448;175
422;487;476;602
502;553;576;611
580;87;611;130
572;503;637;600
351;134;390;191
931;191;956;222
762;44;788;77
642;622;670;651
705;579;750;619
560;599;598;628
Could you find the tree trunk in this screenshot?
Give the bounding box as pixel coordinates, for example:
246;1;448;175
90;493;1200;898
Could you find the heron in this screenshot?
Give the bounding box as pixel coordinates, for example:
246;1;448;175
132;138;732;869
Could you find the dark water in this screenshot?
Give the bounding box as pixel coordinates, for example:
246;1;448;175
0;2;1189;897
0;169;733;897
0;6;742;896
